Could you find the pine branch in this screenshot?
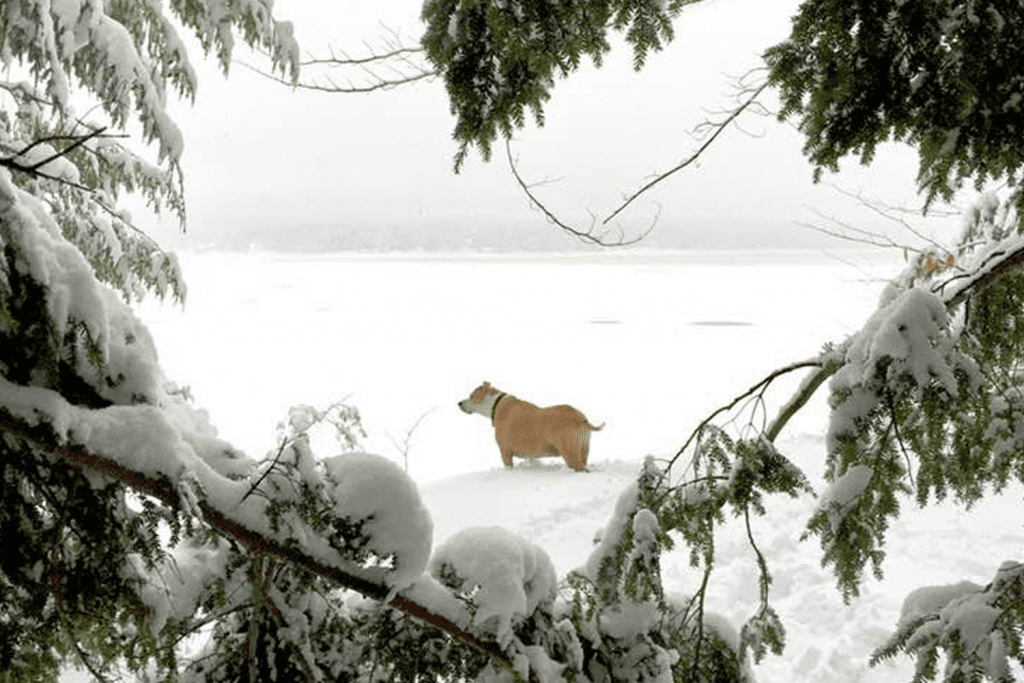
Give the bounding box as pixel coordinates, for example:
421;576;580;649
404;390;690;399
0;413;522;677
660;357;823;483
765;352;845;442
0;127;128;193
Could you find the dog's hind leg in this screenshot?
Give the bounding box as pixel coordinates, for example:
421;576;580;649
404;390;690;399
558;434;587;472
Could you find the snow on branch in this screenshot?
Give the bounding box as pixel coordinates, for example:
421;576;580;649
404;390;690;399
870;561;1024;681
0;408;520;674
0;126;123;191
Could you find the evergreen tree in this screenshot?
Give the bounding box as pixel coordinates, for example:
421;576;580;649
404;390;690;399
5;1;1024;683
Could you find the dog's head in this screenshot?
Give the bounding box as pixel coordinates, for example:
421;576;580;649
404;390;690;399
458;381;502;416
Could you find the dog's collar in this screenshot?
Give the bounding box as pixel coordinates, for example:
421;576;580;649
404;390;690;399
490;393;507;424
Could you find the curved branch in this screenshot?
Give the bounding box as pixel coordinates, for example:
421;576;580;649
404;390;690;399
0;414;519;674
661;358;823;479
765;352;844;442
244;29;436;94
501;73;768;245
945;240;1024;308
603;79;770;226
505;139;657;246
240;61;437;93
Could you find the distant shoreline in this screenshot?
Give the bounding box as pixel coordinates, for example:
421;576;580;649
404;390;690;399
174;246;898;268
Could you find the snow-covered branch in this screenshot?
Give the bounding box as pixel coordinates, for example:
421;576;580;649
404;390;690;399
0;411;518;673
0;127;118;191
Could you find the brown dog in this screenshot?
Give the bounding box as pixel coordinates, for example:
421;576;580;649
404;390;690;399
458;382;603;471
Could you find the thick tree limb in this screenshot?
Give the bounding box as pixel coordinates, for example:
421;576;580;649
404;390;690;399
0;413;518;674
944;240;1024;308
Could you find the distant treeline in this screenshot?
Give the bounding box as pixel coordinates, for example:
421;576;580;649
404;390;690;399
206;219;839;253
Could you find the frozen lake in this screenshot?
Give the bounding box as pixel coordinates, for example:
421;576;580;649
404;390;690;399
53;247;1022;683
136;248;895;483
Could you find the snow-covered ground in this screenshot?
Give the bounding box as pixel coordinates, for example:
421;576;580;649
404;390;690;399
63;248;1023;682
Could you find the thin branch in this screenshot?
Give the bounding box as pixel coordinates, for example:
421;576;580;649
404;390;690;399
688;559;714;682
765;353;845;442
66;632;113;683
3;128;122;165
887;393;916;490
744;506;771;608
301;46;426;67
239;60;437;93
505;139;657;246
603;79;770;226
387;408;436;473
660;358;823;484
827;184;953;253
240;432;294;504
0;127;127;193
244;28;437;94
797;212;927;254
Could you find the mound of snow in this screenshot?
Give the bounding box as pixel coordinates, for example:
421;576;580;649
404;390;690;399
323;453;433;593
430;526;557;646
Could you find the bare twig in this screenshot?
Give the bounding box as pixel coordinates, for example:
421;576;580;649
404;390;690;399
797;211;926;253
240;61;436;94
603;78;770;226
827;184;955;253
497;70;770;245
244;27;437;94
664;359;823;471
505;139;657;246
300;45;425;68
387;408;436;472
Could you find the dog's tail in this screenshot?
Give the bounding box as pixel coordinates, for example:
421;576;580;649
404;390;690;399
588;421;605;431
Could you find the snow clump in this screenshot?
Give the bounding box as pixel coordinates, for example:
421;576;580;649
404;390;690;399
322;453;433;594
430;526;557;646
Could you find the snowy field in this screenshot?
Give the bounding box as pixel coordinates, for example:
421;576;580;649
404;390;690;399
66;248;1023;682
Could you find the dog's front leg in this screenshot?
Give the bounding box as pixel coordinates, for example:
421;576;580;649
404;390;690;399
496;436;515;467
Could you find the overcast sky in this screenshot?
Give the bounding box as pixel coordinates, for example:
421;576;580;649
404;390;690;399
143;0;961;252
